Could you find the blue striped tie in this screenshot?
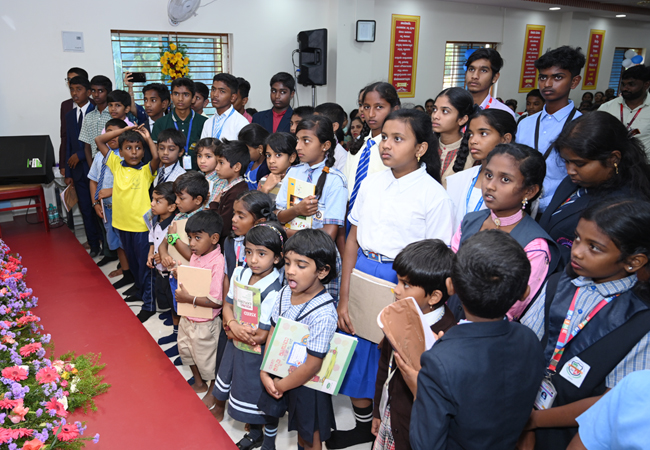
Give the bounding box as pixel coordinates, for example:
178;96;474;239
95;152;110;200
348;139;375;212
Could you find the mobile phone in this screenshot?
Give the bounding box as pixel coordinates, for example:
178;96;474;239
128;72;147;83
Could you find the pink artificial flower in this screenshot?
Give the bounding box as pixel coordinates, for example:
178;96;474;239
11;428;33;439
16;315;39;326
0;398;20;409
60;380;68;387
21;439;44;450
52;423;79;441
19;342;42;357
35;367;59;384
0;428;12;444
44;397;67;418
2;335;15;344
1;366;27;382
8;400;29;423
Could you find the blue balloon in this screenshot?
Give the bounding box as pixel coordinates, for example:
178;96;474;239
632;55;644;64
464;49;477;60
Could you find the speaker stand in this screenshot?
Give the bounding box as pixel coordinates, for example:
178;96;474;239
311;85;316;107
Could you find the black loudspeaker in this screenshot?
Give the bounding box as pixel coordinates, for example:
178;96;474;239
298;28;328;86
0;136;55;185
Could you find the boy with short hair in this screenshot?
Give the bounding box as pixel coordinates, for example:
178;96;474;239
65;75;101;256
147;181;177;312
60;67;90;176
517;46;585;212
192;82;210;117
142;83;171;131
174;209;225;397
410;230;544;450
289;105;315;135
88;118;128;270
152;77;207;171
314;102;348;172
200;73;249;141
79;75;113;162
209;140;250;248
156;172;209;357
465;48;516;118
95;125;160;323
252;72;295;133
518;88;545;123
234;77;252;123
106;90;135;125
153;129;187;188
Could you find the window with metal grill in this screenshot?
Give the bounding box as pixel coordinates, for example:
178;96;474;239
442;42;498;90
111;30;230;115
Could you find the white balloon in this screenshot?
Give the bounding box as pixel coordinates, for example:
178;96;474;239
622;58;633;68
625;49;638;59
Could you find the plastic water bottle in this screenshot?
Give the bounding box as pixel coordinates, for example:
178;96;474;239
52;207;60;223
47;204;54;224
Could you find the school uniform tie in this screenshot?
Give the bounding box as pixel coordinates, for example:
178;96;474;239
552;187;587;216
77;109;84;132
306;167;317;184
348;138;375;212
95;153;109;201
157;165;166;186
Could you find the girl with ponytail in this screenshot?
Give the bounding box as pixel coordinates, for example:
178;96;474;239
330;109;456;449
431;87;478;187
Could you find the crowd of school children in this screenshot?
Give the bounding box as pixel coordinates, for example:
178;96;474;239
59;44;650;450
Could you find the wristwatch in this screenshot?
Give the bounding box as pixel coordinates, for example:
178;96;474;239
92;201;101;207
167;233;180;246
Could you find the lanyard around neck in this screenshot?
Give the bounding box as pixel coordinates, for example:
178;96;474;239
212;107;236;139
621;103;643;130
172;109;195;153
465;168;484;214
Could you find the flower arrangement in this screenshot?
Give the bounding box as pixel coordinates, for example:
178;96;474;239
0;240;109;449
159;41;190;81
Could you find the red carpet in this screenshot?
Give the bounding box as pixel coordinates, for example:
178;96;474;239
2;216;236;449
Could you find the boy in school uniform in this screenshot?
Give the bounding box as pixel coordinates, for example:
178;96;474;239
152;129;187;188
314;102;349;172
173;210;225;397
233;77;252;123
64;75;101;257
192;81;210;117
465;48;516;119
60;67;90;177
95;124;160;323
88;118;128;270
79;75;113;162
157;172;209;358
289;105;315;135
152;77;207;171
147;181;177;312
142;83;171;133
252;72;294;133
517;46;586;213
200;73;249;142
410;230;544;450
209;140;250;249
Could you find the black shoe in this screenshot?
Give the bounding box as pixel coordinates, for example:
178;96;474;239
124;296;142;303
165;345;179;357
137;309;156;323
173;356;183;366
325;427;375;449
159;311;172;321
97;255;117;267
123;285;139;296
112;271;134;289
158;333;177;345
163;317;173;326
236;432;264;450
89;247;102;258
187;376;195;386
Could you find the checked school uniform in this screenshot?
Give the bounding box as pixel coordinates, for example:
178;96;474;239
215;267;282;424
276;160;347;302
258;286;338;445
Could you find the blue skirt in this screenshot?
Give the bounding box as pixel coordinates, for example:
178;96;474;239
338;250;397;399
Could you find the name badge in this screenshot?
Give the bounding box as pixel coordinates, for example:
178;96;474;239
559;356;591;388
534;377;557;410
182;155;192;170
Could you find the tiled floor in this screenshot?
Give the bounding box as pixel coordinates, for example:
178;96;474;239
74;225;371;450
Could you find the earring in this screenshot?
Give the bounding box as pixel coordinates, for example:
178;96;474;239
521;197;529;209
417;155;421;163
629;266;634;270
430;304;434;310
615;162;619;175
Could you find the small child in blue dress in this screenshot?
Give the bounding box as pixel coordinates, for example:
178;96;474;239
259;229;339;450
215;222;285;449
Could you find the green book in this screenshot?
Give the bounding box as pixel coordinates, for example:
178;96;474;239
233;279;263;354
260;317;357;395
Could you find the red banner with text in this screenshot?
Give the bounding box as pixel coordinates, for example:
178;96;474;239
389;15;420;98
582;29;606;90
518;24;545;93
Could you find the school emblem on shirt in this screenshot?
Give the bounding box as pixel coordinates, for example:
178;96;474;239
315;210;323;220
560;356;591;388
567;360;584;377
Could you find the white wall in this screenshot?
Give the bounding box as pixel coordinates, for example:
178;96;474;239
1;0;649;164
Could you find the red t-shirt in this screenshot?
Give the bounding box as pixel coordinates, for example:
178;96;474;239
272;109;287;133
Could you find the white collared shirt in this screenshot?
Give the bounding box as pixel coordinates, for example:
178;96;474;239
480;94;517;119
200;105;250;141
342;132;389;200
599;95;650;157
74;101;91;121
349;165;456;258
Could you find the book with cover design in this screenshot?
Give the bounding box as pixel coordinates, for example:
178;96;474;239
260;317;357;395
176;265;214;320
233;279;262;354
286;177;315;230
